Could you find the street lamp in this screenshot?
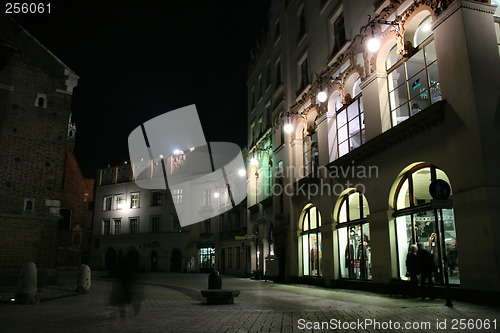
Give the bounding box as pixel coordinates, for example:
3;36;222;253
366;15;399;53
317;90;327;103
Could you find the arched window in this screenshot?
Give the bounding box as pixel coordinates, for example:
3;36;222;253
336;78;365;157
336;190;371;280
386;15;441;127
300;205;322;276
393;164;460;284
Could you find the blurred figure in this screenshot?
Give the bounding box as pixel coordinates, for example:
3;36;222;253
109;250;143;318
405;244;420;297
417;247;435;299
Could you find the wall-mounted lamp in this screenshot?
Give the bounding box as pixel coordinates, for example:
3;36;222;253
366;15;399;53
317;89;327;103
284;111;294;133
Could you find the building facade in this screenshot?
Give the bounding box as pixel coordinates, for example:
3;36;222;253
0;12;78;269
91;163;249;276
247;0;500;298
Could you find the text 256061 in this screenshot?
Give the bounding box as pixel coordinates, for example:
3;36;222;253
5;3;51;14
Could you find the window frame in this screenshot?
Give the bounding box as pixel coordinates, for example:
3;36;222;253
386;33;440;127
300;205;322;277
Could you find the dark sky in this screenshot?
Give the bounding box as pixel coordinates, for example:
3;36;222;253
9;0;269;178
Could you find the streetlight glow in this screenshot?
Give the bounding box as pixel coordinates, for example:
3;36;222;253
238;168;246;177
284;123;293;133
317;91;327;103
367;37;381;53
213;192;219;198
250;158;258;165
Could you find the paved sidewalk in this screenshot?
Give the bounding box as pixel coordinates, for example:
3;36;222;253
0;272;499;333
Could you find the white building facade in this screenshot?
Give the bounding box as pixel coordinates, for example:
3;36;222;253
247;0;500;299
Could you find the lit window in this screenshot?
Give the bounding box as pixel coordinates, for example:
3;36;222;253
336;190;371;280
130;192;140;209
172;188;183;204
387;16;440;127
336;79;365;157
114;194;125;210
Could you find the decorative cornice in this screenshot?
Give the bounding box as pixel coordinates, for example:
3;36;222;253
432;0;497;31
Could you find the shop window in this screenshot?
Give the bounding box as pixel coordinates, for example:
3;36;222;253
300;205;322;276
386;16;441;127
336;79;365;157
393;164;460;285
336;190;371;280
200;247;216;272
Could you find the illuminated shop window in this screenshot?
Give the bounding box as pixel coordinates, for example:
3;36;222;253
336;190;371;280
393;164;460;285
300;205;322;276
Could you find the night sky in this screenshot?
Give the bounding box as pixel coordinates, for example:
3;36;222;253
8;0;269;178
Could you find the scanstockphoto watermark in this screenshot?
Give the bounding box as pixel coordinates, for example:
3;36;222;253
273;163;379;180
252;163;379;200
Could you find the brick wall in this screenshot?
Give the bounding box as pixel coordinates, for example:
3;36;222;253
0;13;78;269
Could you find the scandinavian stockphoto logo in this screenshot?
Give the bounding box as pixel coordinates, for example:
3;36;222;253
128;105;247;227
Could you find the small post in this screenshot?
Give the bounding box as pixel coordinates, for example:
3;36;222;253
15;262;38;304
76;264;91;293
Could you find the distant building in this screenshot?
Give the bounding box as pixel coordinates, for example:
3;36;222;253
91;163;190;272
58;141;94;268
247;0;500;299
0;12;78;269
92;156;249;275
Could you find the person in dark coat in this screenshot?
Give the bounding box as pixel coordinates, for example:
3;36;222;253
417;247;435;299
405;244;420;297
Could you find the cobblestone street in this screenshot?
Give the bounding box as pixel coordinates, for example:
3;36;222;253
0;272;499;333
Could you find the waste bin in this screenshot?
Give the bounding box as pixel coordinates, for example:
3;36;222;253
208;270;222;289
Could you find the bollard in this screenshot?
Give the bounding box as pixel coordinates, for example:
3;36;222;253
15;262;38;304
208;270;222;289
76;264;91;293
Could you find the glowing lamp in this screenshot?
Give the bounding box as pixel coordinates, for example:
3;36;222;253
238;168;246;177
284;123;293;133
367;37;381;53
317;90;327;103
250;158;258;166
213;192;220;198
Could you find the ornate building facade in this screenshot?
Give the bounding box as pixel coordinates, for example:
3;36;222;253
247;0;500;299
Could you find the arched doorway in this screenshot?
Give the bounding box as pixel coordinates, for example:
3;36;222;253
105;248;117;271
151;252;158;272
170;248;182;272
391;163;459;284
